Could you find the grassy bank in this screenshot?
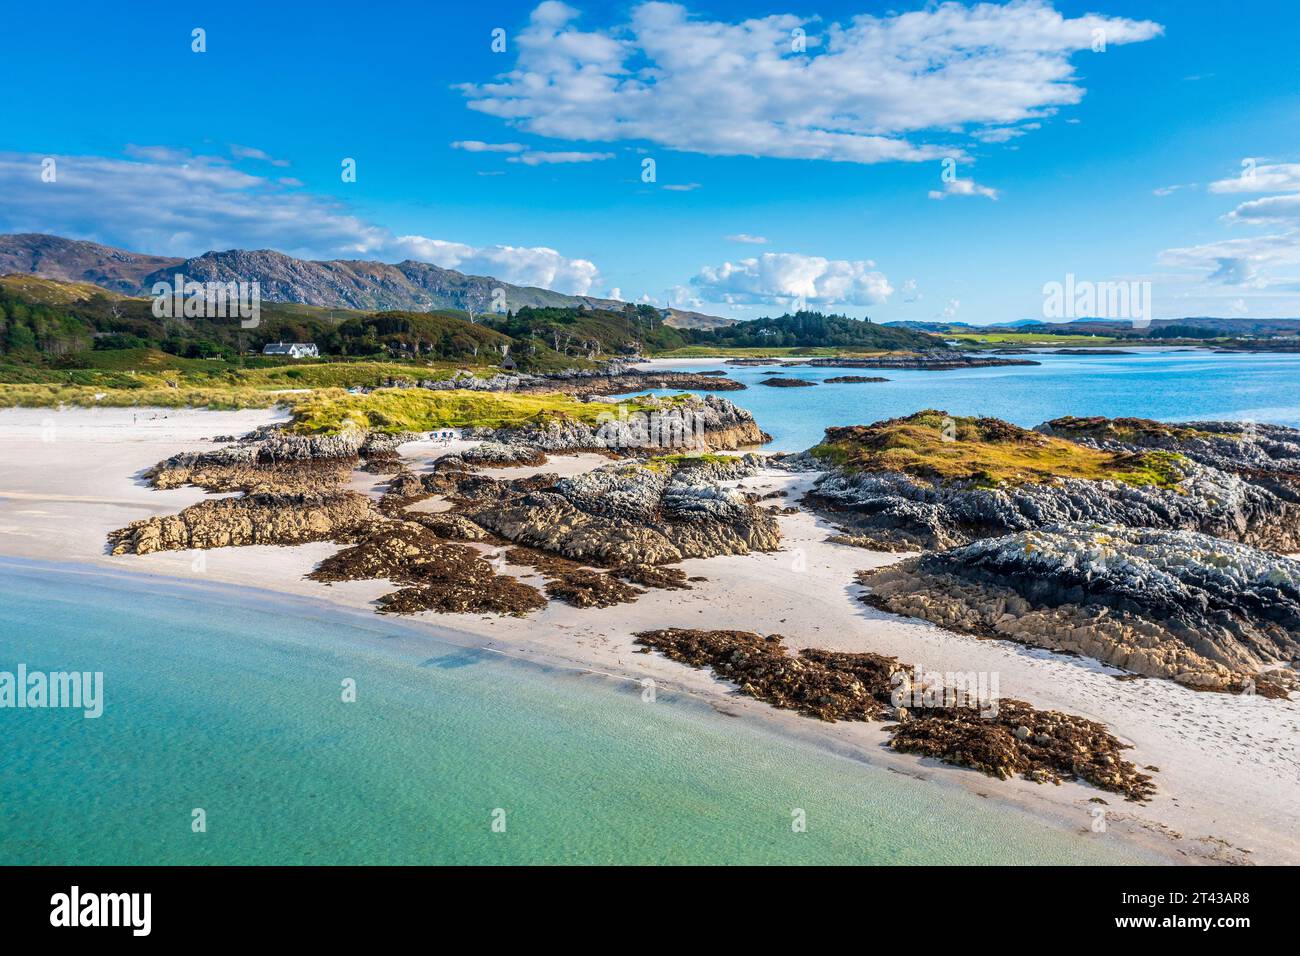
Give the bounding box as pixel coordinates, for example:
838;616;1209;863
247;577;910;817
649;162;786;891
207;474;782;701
288;388;669;434
810;410;1187;489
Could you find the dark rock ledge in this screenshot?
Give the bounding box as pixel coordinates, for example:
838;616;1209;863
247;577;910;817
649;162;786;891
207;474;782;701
857;524;1299;697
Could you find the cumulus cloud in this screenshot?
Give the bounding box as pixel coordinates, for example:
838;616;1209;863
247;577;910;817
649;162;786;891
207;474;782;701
1225;193;1300;225
1159;233;1300;288
0;149;601;294
929;178;999;200
901;278;922;302
506;150;614;165
1209;162;1300;194
452;140;527;153
939;298;960;319
726;234;769;244
971;123;1040;144
458;1;1161;165
689;252;893;306
229;144;290;166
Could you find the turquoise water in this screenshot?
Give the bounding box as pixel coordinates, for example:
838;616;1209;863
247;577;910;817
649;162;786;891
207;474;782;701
646;348;1300;451
0;559;1155;865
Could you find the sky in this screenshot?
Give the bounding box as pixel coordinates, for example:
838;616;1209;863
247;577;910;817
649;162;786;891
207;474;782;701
1;0;1298;324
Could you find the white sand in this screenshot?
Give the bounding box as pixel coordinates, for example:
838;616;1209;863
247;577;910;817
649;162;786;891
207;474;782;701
2;406;1296;865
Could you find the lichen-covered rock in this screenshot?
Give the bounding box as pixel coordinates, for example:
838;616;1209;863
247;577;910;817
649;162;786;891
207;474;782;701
798;411;1300;551
464;458;781;565
460;441;548;467
858;524;1300;696
470;393;769;452
108;493;380;555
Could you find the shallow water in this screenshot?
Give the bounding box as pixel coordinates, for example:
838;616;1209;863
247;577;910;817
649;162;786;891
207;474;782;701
0;559;1156;865
641;348;1300;451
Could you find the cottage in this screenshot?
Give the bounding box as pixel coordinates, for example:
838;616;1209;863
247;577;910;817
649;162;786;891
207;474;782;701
500;354;518;371
262;342;319;359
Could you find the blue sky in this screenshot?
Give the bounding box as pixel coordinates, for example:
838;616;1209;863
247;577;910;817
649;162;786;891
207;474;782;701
2;0;1298;323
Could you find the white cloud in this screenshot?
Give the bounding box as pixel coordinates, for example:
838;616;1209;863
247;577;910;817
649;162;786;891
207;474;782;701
0;149;602;294
929;178;999;200
689;252;893;306
1159;233;1300;288
230;144;290;167
1209;163;1300;194
939;298;960;319
971;123;1040;144
662;182;701;191
1153;183;1195;197
459;1;1161;165
725;234;769;244
507;150;614;165
452;140;527;153
901;278;922;302
388;236;600;294
1225;193;1300;226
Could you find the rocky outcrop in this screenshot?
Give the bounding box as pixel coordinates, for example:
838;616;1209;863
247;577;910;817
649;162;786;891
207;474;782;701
469;393;770;452
795;411;1300;552
1040;416;1300;483
825;375;889;384
858;524;1299;696
793;355;1040;370
524;369;746;397
759;377;816;387
111;414;779;618
108;492;380;555
634;628;1156;800
461;456;780;566
459;441;548;468
144;424;417;494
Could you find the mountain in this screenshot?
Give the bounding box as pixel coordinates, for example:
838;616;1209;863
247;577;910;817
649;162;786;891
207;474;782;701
0;233;732;329
0;234;182;294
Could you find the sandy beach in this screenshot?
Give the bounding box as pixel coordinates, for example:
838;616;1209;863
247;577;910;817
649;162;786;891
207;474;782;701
2;405;1296;865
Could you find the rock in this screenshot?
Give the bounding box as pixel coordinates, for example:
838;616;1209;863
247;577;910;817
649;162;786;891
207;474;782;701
463;458;781;566
470;393;770;453
858;524;1300;696
108;493;380;555
798;355;1040;370
758;377;817;388
824;375;890;384
798;411;1300;552
460;441;548;468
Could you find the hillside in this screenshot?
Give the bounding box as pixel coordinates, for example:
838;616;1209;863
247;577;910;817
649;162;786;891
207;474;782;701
0;233;732;329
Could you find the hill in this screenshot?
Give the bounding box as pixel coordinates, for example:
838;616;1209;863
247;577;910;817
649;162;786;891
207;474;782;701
0;233;732;329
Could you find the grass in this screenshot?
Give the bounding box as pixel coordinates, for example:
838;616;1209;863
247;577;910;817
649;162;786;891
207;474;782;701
286;388;668;434
951;333;1130;347
809;410;1188;489
1043;416;1234;443
0;354;493;400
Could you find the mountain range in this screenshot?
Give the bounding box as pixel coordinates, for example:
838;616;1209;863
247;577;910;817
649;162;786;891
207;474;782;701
0;233;734;330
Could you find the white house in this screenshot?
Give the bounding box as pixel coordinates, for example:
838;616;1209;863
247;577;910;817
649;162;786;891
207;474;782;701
262;342;319;359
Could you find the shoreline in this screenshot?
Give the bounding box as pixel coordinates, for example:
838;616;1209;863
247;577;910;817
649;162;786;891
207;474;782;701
2;406;1297;864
